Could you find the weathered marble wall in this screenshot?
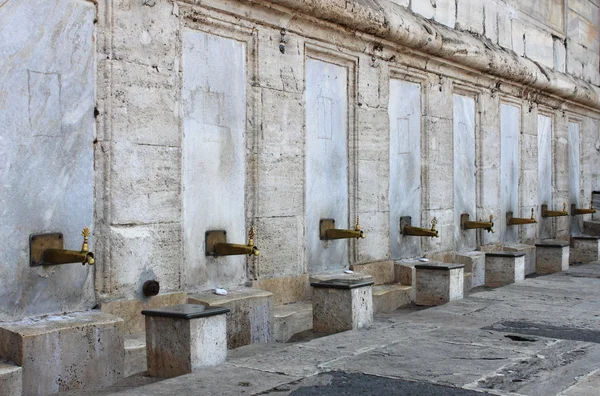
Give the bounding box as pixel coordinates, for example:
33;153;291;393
569;122;582;234
501;104;521;244
538;115;554;239
306;58;349;273
453;94;477;252
389;80;421;259
0;0;95;321
182;30;247;292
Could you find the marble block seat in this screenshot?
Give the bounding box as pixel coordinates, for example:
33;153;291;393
485;251;525;287
570;235;600;264
142;304;229;378
414;262;464;306
188;288;273;349
310;278;374;334
535;239;570;274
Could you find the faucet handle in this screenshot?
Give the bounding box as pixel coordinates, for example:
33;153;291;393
81;227;91;252
488;215;495;233
530;208;535;220
430;217;437;231
355;216;366;239
248;225;256;244
563;202;567;213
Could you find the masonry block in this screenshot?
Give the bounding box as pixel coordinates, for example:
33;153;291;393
485;252;525;287
504;244;537;275
311;279;374;334
143;304;229;378
415;263;464;306
535;239;570;274
0;311;124;395
188;288;273;349
571;235;600;264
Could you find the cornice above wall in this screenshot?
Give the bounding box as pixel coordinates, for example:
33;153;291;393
254;0;600;111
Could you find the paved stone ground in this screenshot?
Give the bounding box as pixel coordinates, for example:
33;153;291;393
61;262;600;395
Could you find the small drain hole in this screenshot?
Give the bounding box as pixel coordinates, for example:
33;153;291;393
505;334;537;342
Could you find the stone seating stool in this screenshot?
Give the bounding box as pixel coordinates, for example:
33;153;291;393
485;251;525;287
570;235;600;264
142;304;230;378
310;279;374;334
535;239;570;274
414;262;464;306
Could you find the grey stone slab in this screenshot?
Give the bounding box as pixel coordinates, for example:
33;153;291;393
473;341;600;395
321;328;536;387
230;344;348;377
286;371;493;396
103;365;299;396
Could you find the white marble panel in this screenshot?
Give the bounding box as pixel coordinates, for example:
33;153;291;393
0;0;95;321
453;95;476;252
569;122;582;234
389;80;421;259
538;115;553;239
501;104;520;243
306;58;349;273
182;30;247;291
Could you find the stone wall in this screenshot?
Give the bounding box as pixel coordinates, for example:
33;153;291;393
0;0;96;321
92;0;600;306
2;0;600;321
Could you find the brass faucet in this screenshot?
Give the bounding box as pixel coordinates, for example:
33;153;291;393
571;201;597;216
461;214;494;233
205;226;260;257
507;208;538;226
541;202;569;218
34;227;95;266
401;216;439;238
320;216;366;240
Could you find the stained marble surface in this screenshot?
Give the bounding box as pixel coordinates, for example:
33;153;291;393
453;94;476;252
501;104;520;244
0;0;95;321
569;122;582;235
182;30;247;291
389;80;421;259
538;115;553;239
305;58;349;273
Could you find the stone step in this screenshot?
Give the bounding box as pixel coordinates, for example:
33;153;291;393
124;332;147;377
273;302;313;343
0;360;22;396
350;260;395;285
373;284;412;313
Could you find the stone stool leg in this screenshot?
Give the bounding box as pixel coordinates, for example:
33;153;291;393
143;304;229;378
571;236;600;264
311;279;374;334
535;240;570;274
485;252;525;287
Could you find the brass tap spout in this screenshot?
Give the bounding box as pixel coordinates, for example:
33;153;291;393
541;203;569;218
401;217;439;238
507;209;538;226
571;201;597;216
461;214;494;233
42;227;95;265
320;217;366;240
208;226;260;257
